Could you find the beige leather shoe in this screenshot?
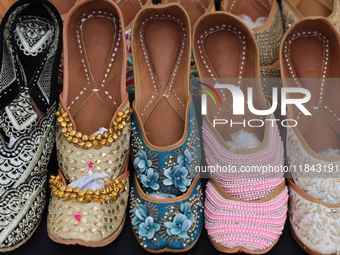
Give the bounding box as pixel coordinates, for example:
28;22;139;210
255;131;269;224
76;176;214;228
282;0;340;32
47;0;131;247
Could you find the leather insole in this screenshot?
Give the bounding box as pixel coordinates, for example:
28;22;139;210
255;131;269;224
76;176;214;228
143;19;185;147
67;8;122;135
297;0;331;17
227;0;270;22
49;0;77;16
287;34;340;151
201;28;264;141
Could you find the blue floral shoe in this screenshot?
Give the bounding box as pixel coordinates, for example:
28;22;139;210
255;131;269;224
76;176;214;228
129;3;203;253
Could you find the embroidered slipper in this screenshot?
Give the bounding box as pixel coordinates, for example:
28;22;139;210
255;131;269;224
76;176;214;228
0;0;62;251
129;3;203;252
47;0;131;247
281;17;340;254
193;11;288;253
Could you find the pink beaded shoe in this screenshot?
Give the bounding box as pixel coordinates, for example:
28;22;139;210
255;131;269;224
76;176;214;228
192;12;289;253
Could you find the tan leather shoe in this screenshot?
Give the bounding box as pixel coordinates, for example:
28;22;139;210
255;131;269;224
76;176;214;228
282;0;340;32
47;0;131;247
220;0;284;70
0;0;17;23
281;17;340;254
161;0;215;28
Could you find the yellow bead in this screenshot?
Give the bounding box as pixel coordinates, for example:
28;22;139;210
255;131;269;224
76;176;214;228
70;130;76;136
57;117;64;123
126;116;131;122
61;127;68;133
61;122;67;127
67;123;73;128
73;187;80;193
118;112;124;117
96;134;103;140
107;137;114;144
55;111;60;117
108;127;114;134
60;108;65;114
85;142;92;149
116;117;122;123
72;138;79;144
94;189;101;195
118;131;122;137
103;131;109;139
78;141;86;147
122;121;127;127
62;112;68;118
124;109;130;115
76;132;82;139
112;121;118;126
113;134;118;140
78;190;85;197
66;136;73;143
82;135;89;141
100;139;107;146
66;186;73;192
89;134;96;141
60;186;66;192
118;124;124;130
86;189;94;195
69;193;77;200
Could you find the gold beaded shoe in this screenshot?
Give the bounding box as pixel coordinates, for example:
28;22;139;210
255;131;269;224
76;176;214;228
47;0;131;247
282;0;340;32
220;0;284;81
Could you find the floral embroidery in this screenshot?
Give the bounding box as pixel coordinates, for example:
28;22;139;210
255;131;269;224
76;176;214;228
177;149;191;171
132;204;148;228
180;202;195;223
163;165;191;192
138;216;161;239
134;150;152;178
164;213;192;239
141;168;159;191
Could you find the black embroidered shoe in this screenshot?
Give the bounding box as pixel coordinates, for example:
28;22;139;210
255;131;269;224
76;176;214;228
0;0;62;251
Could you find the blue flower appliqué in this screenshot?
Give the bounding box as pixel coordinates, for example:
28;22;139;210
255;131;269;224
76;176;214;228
138;216;161;239
177;149;192;171
134;150;152;178
163;165;191;192
141;168;160;191
180;202;195;223
164;213;192;239
132;204;148;228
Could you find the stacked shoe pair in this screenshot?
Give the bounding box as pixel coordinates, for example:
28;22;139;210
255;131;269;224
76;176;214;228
129;3;204;253
47;0;132;247
192;11;289;254
281;17;340;255
0;0;62;251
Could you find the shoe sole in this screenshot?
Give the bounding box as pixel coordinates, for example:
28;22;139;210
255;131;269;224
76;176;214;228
0;215;43;252
207;231;279;254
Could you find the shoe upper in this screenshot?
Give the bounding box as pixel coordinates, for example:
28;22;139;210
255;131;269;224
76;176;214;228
0;0;62;249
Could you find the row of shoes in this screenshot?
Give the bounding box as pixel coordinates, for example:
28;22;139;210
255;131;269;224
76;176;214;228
0;0;339;255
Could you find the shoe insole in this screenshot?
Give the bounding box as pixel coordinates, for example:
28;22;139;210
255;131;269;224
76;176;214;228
297;0;331;17
142;19;185;147
287;34;340;151
200;28;264;142
67;7;123;135
227;0;270;22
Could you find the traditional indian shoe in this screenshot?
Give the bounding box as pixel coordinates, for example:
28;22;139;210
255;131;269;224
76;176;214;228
282;0;340;32
0;0;62;251
193;12;288;253
47;0;131;247
281;17;340;254
129;3;203;253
